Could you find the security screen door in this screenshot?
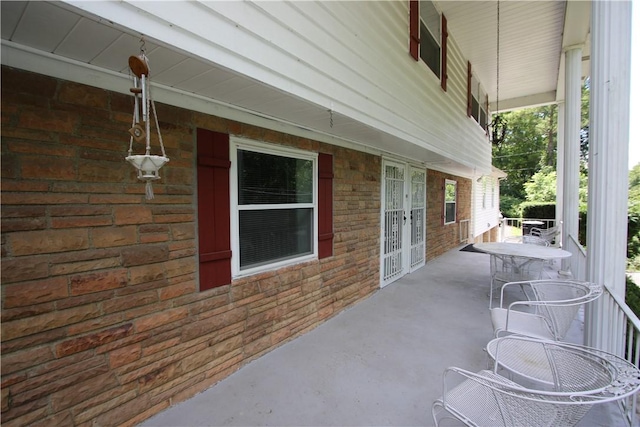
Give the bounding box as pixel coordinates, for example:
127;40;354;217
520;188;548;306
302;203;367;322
381;160;426;287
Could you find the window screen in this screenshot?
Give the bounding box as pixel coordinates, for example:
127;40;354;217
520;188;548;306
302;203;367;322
444;179;457;224
236;148;315;271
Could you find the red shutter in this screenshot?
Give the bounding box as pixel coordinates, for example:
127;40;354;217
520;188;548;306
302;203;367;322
197;128;231;291
485;94;490;134
409;1;419;61
467;61;473;117
318;153;334;259
441;14;448;91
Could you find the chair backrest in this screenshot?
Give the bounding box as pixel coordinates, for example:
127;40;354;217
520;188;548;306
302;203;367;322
530;226;559;244
491;255;545;284
522;235;550;246
528;280;603;341
487;336;617;395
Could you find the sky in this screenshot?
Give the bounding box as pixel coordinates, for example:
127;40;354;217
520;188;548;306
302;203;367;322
630;1;639;169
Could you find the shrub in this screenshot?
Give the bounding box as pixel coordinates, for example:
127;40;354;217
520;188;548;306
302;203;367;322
626;275;640;318
499;195;523;219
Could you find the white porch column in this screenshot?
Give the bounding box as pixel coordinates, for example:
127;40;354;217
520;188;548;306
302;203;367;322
585;0;632;348
556;102;568;274
556;102;565;230
562;47;582;268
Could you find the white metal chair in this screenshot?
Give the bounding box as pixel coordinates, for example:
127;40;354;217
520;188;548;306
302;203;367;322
433;336;640;427
503;235;550;246
490;279;603;341
485;336;640;396
489;255;545;308
530;226;560;246
432;368;594;427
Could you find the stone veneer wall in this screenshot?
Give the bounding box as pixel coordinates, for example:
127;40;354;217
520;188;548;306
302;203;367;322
426;169;472;260
0;66;381;426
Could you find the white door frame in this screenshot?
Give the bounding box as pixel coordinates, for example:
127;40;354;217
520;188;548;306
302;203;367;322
380;160;426;287
409;166;427;272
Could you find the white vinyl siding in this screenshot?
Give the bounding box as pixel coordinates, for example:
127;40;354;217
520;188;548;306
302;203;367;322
81;1;492;176
473;176;501;237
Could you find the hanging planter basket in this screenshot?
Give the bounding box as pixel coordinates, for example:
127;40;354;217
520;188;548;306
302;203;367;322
125;44;169;200
125;154;170;180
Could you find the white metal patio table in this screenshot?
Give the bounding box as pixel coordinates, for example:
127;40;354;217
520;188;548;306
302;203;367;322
473;242;572;261
473;242;572;307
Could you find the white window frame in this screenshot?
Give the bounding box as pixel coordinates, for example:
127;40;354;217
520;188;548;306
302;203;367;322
491;180;496;208
482;177;487;209
470;72;488;131
229;137;318;278
419;0;441;78
444;179;457;225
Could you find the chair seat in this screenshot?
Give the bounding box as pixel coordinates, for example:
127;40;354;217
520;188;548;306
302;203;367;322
432;368;593;426
434;370;515;426
491;307;555;340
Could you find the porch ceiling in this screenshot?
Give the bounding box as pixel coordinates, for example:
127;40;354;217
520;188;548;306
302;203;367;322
1;1;589;172
438;0;590;112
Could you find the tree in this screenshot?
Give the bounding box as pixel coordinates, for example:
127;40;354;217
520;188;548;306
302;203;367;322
493;105;556;215
524;166;556;203
494;82;590;218
629;163;640;270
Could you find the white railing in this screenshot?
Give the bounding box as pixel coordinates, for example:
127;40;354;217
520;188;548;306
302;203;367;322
499;217;557;242
588;287;640;426
564;234;639;426
565;234;587;280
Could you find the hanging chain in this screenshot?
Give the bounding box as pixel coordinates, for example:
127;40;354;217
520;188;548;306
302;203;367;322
496;0;500;113
139;36;146;56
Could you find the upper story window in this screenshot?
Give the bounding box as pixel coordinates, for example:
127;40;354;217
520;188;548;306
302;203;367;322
231;139;317;276
444;179;457;224
409;1;448;90
468;63;489;131
420;1;441;78
482;177;487;209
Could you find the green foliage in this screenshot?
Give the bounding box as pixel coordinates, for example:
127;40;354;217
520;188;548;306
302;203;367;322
524;166;556;203
629;163;640;216
493;107;554;201
626;276;640;318
500;195;523;219
629;164;640;270
521;203;556;220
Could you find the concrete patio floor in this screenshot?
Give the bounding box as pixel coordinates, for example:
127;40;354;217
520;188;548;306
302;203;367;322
140;246;629;426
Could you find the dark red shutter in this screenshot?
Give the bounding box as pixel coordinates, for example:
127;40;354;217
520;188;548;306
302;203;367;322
409;1;419;61
197;128;231;290
441;14;448;91
485;95;490;134
318;153;334;259
467;61;473;117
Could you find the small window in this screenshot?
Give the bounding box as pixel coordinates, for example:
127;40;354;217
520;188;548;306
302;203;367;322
444;179;457;224
491;181;495;208
482;177;487;209
231;140;317;275
420;1;441;78
468;67;489;131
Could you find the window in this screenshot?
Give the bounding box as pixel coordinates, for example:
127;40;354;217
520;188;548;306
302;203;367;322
467;62;489;131
491;181;495;208
409;1;447;90
231;139;317;275
420;1;441;78
482;177;487;209
197;129;334;291
444;179;457;224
